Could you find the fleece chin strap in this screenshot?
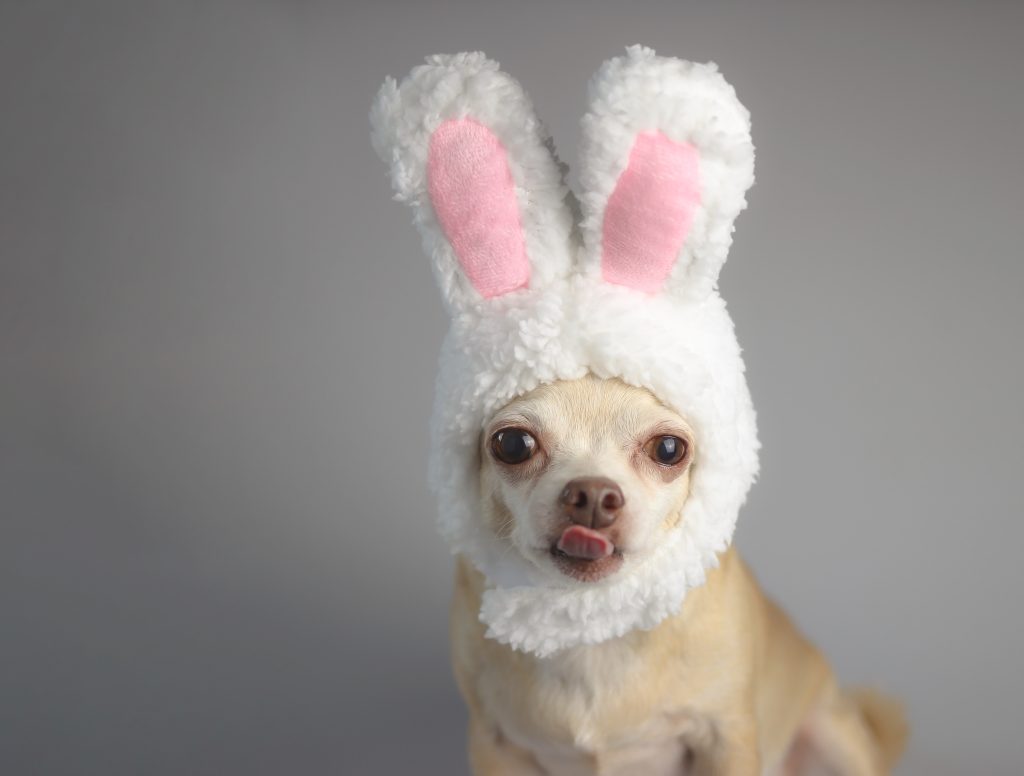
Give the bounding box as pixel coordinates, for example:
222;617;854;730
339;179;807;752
478;516;703;658
372;46;759;657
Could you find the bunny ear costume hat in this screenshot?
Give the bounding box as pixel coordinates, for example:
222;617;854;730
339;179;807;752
370;46;759;658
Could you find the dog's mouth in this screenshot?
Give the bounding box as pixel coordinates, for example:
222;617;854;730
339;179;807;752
550;525;624;582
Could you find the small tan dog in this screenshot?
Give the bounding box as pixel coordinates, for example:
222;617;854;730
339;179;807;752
451;375;906;775
372;47;907;776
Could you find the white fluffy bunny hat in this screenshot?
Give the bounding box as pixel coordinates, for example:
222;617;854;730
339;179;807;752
371;46;759;658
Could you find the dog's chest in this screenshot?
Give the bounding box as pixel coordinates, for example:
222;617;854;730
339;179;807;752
479;641;706;775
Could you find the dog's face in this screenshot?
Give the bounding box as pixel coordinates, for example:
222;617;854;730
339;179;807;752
480;375;696;584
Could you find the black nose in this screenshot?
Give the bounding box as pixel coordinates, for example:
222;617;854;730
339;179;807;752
559;477;624;529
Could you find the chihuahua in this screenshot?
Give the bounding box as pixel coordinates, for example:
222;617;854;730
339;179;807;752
372;46;907;776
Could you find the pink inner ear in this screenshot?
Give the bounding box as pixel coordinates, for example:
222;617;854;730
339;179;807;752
427;118;529;299
601;131;701;294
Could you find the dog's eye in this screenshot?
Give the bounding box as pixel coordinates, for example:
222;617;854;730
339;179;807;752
491;428;537;465
645;435;689;466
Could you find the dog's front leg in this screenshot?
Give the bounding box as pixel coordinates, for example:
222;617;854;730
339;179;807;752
706;718;761;776
467;717;545;776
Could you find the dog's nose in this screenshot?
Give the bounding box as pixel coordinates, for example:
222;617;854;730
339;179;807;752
559;477;624;529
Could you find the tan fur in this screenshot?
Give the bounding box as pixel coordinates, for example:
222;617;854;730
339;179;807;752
450;376;907;775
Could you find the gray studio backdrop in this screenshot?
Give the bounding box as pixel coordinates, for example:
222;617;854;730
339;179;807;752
2;2;1022;774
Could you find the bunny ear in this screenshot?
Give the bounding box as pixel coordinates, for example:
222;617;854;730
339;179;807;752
577;46;755;300
371;53;575;315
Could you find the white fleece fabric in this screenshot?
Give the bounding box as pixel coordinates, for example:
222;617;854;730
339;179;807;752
371;46;759;658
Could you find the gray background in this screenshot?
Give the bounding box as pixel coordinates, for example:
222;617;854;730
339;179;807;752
2;1;1022;774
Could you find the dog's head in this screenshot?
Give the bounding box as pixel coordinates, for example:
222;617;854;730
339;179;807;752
481;375;695;585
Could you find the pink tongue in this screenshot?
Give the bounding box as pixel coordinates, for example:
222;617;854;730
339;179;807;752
557;525;613;560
